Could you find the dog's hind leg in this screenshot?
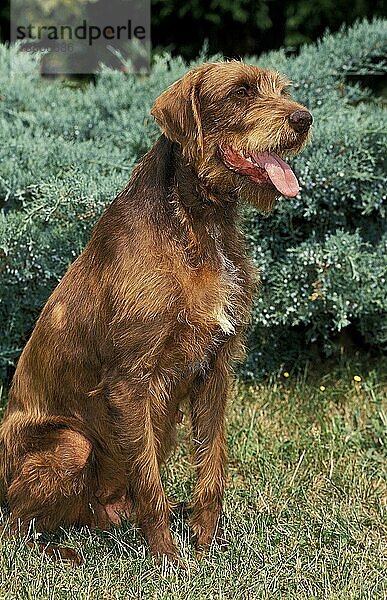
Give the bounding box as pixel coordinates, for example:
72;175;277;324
2;418;94;563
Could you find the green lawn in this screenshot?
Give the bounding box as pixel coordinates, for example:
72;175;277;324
0;359;386;599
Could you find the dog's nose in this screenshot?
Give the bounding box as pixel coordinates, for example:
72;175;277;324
288;110;313;133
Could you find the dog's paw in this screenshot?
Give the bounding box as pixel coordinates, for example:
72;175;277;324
190;516;229;557
27;541;83;566
152;548;186;571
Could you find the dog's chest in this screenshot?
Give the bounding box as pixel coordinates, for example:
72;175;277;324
208;246;243;335
178;240;250;339
173;245;250;377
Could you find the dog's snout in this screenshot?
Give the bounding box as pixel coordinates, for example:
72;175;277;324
288;110;313;133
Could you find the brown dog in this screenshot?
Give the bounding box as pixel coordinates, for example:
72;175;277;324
0;61;312;564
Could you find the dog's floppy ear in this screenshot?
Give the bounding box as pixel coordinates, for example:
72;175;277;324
151;68;207;156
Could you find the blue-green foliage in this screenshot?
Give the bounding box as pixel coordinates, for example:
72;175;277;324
0;20;386;377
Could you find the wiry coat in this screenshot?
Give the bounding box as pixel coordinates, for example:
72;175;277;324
0;61;311;563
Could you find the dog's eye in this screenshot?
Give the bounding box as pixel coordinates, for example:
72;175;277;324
234;87;249;98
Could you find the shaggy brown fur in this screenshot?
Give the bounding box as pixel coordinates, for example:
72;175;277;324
0;61;312;565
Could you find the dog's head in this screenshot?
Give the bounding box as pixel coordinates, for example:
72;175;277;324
151;61;312;212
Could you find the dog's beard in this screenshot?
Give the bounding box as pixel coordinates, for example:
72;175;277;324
197;124;310;212
212;126;311;211
219;146;300;198
237;177;279;213
199;156;280;213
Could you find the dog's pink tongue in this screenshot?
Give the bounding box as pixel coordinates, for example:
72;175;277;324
252;151;300;197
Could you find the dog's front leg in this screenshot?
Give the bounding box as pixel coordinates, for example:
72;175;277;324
109;378;180;565
189;359;229;550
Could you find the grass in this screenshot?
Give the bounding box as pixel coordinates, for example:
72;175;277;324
0;358;386;599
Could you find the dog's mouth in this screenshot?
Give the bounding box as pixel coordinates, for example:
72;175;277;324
219;146;300;198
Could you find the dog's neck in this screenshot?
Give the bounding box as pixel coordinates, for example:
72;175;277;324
168;136;242;265
118;135;244;269
169;136;239;221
